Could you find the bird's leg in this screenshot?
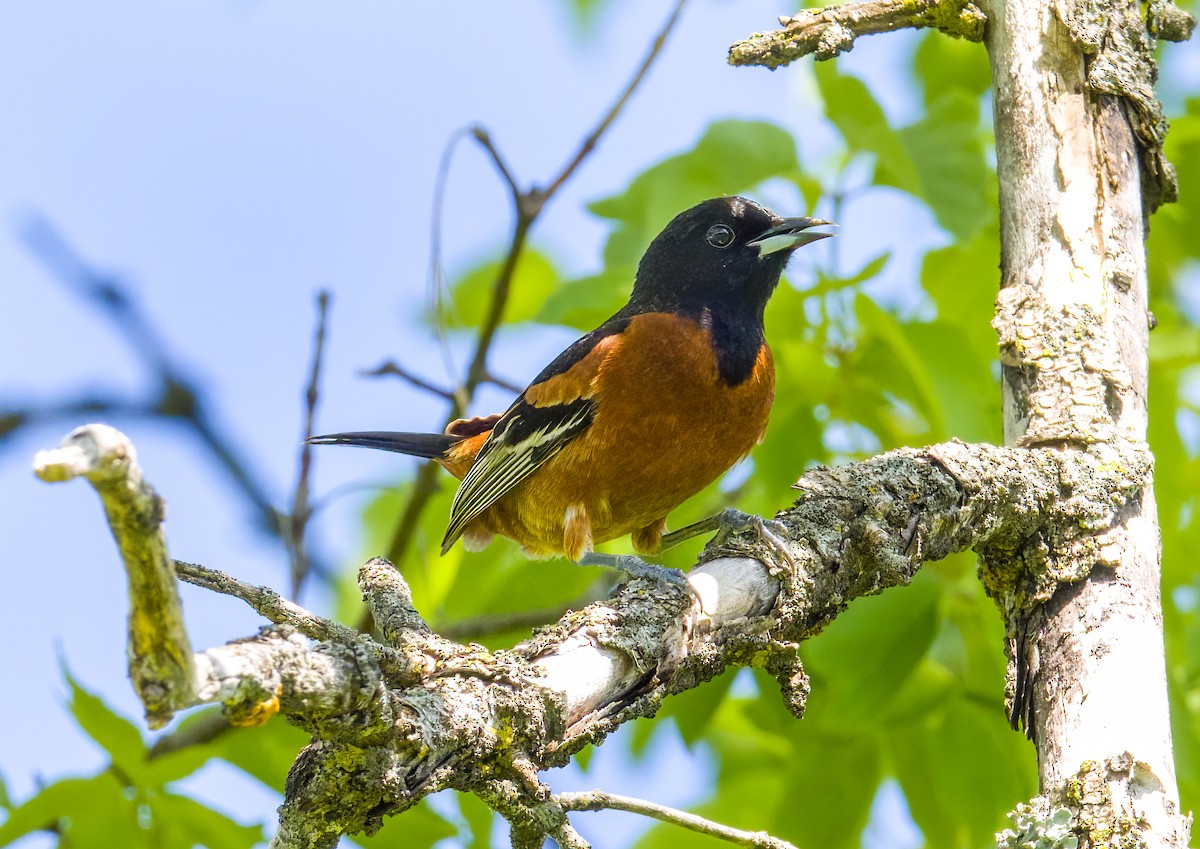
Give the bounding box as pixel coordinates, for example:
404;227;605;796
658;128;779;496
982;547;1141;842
576;552;689;587
660;507;796;567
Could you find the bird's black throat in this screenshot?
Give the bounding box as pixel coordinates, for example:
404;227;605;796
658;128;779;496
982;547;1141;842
701;306;767;386
618;289;770;387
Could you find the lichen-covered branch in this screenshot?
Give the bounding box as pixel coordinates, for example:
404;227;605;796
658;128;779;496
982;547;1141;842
728;0;986;68
34;424;1152;848
33;424;194;729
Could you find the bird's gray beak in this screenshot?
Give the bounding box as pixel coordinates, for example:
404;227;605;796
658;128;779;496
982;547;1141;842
748;218;836;257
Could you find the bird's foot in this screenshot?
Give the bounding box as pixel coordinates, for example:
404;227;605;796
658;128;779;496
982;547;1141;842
710;507;796;568
660;507;795;567
577;552;689;587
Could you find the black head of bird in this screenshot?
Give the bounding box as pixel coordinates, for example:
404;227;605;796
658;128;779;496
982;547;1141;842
628;195;834;322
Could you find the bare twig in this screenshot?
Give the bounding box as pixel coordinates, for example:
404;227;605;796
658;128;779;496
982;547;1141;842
360;361;523;405
360;360;455;400
380;0;690;567
557;790;799;849
482;370;523;395
471;127;523;200
288;291;331;598
15;214;286;540
1;397;160;441
544;0;688;199
437;585;607;641
174;559;357;646
728;0;985;68
148;710;231;759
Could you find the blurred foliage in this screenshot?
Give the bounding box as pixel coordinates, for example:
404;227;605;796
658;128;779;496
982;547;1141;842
5;17;1198;849
0;673;263;849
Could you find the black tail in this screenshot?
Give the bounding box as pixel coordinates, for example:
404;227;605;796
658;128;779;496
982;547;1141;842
306;431;459;459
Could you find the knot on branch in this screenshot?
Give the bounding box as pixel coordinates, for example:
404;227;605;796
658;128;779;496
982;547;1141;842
728;0;985;68
994;284;1133;447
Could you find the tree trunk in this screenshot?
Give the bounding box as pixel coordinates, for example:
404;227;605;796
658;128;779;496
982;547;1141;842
983;0;1188;839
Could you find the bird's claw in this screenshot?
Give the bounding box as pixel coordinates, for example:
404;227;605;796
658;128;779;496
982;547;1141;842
615;555;690;587
711;508;796;568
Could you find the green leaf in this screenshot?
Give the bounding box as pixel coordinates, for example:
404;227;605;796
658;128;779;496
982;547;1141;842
816;62;993;238
921;226;1000;341
153;792;264;849
893;90;994;239
351;799;457;849
0;771;10;810
659;668;737;747
802;572;942;726
65;668;149;783
437;249;561;329
139;707;227;787
889;696;1036;846
142;743;215;788
0;773;136;848
815;62;918;191
773;728;883;849
1148;100;1200;283
899;319;998;441
914;30;992;103
458;790;497;849
588;119;804;268
804;251;892;304
535;266;633;331
210;719;311;791
561;0;616;30
850;294;944;439
679;694;883;849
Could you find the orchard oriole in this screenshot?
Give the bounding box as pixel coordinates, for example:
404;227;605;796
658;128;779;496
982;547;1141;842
312;196;832;580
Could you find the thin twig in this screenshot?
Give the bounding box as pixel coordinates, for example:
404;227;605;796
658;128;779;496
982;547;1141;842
482;370;524;396
428;127;475;389
361;360;455;400
544;0;688;199
148;710;231;759
556;790;799;849
16;214;287;541
174;559;357;645
1;397;159;441
437;584;607;641
380;0;691;569
470;126;522;199
288;291;331;599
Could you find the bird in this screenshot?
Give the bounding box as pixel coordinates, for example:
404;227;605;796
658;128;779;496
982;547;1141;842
311;196;833;580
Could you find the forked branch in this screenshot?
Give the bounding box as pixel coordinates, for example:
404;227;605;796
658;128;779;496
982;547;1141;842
35;423;1149;848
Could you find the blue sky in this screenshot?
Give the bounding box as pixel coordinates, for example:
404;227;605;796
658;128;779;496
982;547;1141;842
6;2;1193;847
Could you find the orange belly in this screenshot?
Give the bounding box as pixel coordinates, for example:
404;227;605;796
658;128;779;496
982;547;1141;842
470;313;774;559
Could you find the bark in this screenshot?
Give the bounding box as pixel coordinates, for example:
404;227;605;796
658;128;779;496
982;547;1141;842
981;0;1190;837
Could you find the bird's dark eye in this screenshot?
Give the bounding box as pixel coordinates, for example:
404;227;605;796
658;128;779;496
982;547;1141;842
706;224;735;249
